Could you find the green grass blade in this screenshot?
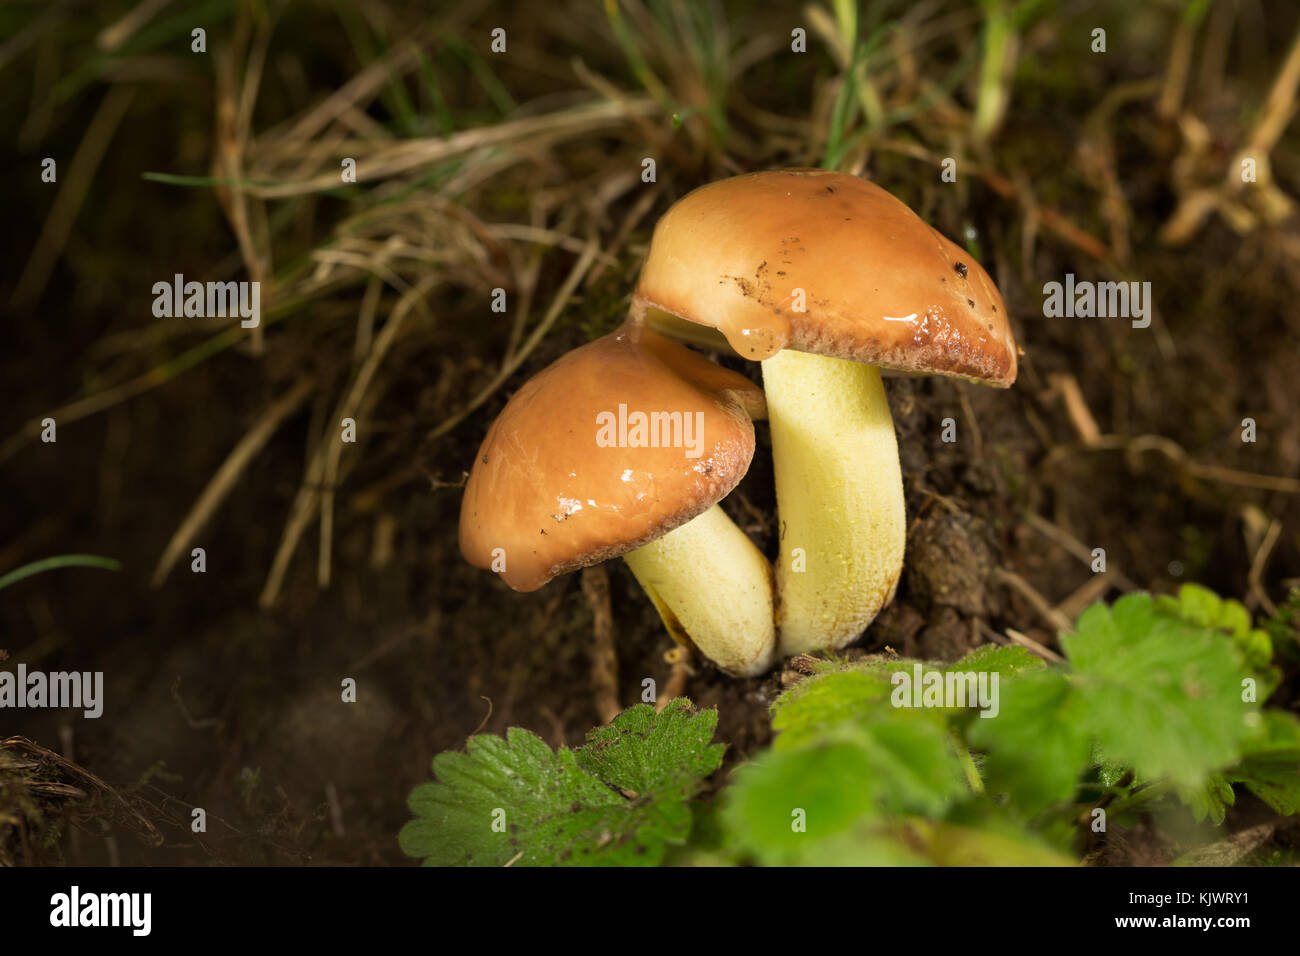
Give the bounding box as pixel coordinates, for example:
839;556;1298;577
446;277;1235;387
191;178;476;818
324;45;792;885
0;555;123;592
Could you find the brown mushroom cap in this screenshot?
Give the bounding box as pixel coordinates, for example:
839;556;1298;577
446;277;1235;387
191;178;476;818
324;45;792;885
459;323;765;592
635;168;1018;386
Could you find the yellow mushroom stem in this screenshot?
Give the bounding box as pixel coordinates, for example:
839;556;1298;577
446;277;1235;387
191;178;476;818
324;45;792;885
622;503;776;677
761;349;906;656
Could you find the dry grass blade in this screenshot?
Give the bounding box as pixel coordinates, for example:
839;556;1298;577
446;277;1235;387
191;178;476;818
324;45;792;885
874;138;1114;262
261;274;438;608
213;12;275;354
491;224;619;263
259;442;325;610
12;84;136;308
247;99;657;198
1243;22;1300;159
151;378;315;587
993;567;1075;635
1022;511;1138;591
984;623;1066;664
271;24;435;146
1054;572;1118;622
97;0;175;52
1041;434;1300;495
583;182;661;287
1048;372;1103;447
1123;434;1300;494
0;325;242;466
353;275;382;362
0;5;59;74
428;236;599;444
1247;518;1283;614
1156;4;1201;119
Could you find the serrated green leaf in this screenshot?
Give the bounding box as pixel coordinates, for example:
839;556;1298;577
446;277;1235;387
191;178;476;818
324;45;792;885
722;741;884;865
774;653;1018;747
723;713;964;864
1094;743;1129;789
1186;774;1235;825
967;669;1092;814
770;669;894;751
1064;593;1253;790
1239;630;1275;673
1225;711;1300;816
577;700;724;791
1156;584;1274;671
1218;601;1252;640
1170;583;1223;629
1230;763;1300;815
946;643;1046;678
1243;710;1300;753
399;700;722;865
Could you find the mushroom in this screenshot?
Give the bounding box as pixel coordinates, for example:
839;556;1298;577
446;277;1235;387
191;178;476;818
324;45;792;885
633;169;1018;655
459;321;775;676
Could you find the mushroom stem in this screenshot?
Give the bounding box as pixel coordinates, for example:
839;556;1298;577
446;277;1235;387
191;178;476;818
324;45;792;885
622;503;776;677
761;349;906;655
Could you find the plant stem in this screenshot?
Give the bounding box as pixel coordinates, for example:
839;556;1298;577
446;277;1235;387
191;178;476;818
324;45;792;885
950;728;986;796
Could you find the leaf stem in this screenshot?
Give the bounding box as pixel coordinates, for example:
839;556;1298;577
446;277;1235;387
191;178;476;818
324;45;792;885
950;728;985;795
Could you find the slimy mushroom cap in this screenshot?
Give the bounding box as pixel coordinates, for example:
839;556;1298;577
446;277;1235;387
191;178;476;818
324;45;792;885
636;168;1017;385
459;323;764;591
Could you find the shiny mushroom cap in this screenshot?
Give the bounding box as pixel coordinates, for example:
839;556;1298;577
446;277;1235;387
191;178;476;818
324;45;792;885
459;322;765;592
635;168;1018;386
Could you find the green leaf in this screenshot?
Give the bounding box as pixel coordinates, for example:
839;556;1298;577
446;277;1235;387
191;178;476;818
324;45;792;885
770;669;894;751
1262;588;1300;658
1094;745;1129;789
1155;583;1222;630
771;650;1027;752
946;643;1045;679
723;713;964;864
1156;583;1275;672
575;700;726;850
1225;711;1300;816
1064;594;1253;791
788;824;931;866
900;819;1076;867
1217;601;1252;640
577;698;725;790
722;741;891;865
967;669;1092;814
1230;762;1300;815
1186;774;1235;825
1241;633;1275;674
399;700;722;866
